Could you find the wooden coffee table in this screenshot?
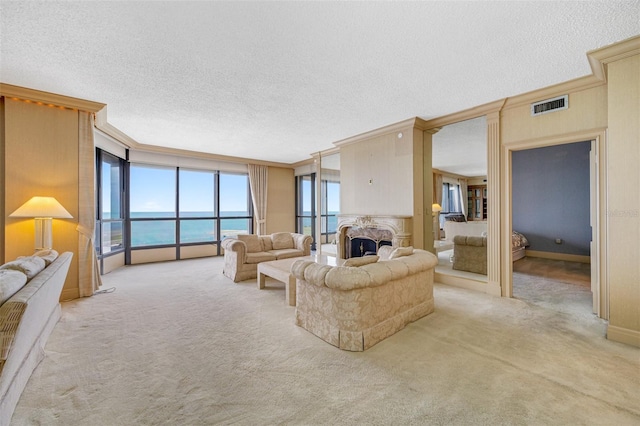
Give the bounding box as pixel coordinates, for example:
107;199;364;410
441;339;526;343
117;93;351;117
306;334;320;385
257;255;341;306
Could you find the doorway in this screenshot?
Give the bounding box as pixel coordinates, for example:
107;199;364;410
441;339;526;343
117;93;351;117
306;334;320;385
507;135;606;319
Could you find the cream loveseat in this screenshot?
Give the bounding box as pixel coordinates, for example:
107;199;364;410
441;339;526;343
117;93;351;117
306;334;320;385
291;247;438;351
0;250;72;426
221;232;313;282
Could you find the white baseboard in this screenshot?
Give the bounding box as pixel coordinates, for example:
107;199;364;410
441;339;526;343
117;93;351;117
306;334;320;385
525;250;591;264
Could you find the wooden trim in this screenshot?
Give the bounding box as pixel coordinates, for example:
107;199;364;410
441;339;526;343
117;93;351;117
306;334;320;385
129;144;293;168
607;325;640;348
435;272;501;296
95;120;140;149
502;127;608;151
333;117;429;148
290;157;315;168
422;99;507;129
501;75;604;111
0;83;106;113
502;128;607;316
525;250;591;264
432;168;479;181
96;113;294;169
587;35;640;82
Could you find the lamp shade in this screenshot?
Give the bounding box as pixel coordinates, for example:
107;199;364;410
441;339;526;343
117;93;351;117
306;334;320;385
432;203;442;213
9;196;73;219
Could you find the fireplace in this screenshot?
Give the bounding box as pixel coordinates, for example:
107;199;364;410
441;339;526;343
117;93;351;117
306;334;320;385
336;214;412;259
346;227;393;258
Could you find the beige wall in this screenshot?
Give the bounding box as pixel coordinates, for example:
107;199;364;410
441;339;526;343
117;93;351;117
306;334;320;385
337;120;433;250
2;98;80;299
501;84;608;143
340;130;415;217
606;54;640;346
265;166;295;233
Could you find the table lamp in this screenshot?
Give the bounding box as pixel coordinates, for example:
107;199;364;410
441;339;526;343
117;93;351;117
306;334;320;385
9;196;73;251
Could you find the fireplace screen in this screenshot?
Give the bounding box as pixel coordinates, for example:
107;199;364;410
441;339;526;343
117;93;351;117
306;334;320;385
345;226;394;258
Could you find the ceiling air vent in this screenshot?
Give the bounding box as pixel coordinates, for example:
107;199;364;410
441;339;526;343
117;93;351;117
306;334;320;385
531;95;568;116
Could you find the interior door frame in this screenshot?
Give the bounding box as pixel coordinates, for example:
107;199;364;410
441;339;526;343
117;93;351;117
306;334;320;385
502;128;608;319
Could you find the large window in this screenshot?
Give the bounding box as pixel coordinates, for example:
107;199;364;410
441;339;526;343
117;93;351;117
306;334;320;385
320;180;340;244
179;169;216;243
219;173;252;239
296;174;340;248
96;150;125;256
96;157;253;262
128;165;252;250
296;174;315;248
130;165;177;247
439;182;462;228
441;182;461;214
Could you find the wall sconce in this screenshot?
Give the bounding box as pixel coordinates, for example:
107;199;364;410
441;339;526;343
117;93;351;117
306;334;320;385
9;196;73;251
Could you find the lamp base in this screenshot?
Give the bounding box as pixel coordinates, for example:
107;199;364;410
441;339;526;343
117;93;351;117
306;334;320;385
34;217;53;251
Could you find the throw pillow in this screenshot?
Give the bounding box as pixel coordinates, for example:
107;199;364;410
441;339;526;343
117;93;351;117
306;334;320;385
33;249;59;266
271;232;293;250
377;246;394;261
0;269;28;305
343;255;379;267
389;246;414;259
0;256;46;280
237;234;262;253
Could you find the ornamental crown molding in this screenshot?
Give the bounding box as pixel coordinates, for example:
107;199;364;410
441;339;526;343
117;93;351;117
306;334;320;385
333;117;429;148
0;82;106;112
587;34;640;82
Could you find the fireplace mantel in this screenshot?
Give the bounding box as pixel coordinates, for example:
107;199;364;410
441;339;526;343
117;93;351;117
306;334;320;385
336;214;412;259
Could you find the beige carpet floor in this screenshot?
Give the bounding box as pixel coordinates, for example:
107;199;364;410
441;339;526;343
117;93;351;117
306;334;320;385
11;256;640;425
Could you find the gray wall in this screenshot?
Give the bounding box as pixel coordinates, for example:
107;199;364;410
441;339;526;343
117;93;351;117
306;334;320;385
512;141;591;256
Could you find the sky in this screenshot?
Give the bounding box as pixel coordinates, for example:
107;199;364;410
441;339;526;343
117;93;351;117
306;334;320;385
129;166;250;213
106;163;339;215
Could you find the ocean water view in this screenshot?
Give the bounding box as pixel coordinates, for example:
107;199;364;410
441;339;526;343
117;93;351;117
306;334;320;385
129;211;251;246
126;211;339;247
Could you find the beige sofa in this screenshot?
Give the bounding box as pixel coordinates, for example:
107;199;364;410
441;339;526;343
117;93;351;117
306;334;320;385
452;235;487;275
0;250;72;426
221;232;312;282
291;246;438;351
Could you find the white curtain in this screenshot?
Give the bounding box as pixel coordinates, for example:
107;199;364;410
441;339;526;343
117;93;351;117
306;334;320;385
77;111;102;297
248;164;268;235
458;178;468;218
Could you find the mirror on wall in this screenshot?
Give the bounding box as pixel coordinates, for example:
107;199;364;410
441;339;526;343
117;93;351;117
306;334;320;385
431;116;488;279
318;152;340;256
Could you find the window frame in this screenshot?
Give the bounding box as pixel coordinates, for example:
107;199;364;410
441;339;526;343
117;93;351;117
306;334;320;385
296;173;316;250
126;164;253;257
96;148;126;259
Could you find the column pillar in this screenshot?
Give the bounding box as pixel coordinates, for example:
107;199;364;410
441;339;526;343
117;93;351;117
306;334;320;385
486;111;503;296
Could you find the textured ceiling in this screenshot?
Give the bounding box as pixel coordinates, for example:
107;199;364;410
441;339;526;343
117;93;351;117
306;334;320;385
1;1;639;168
